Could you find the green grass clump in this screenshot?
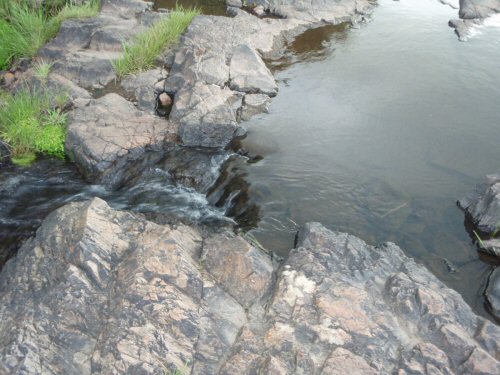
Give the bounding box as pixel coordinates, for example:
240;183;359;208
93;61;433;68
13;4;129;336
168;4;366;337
0;89;68;162
34;60;53;80
0;0;100;70
113;6;200;77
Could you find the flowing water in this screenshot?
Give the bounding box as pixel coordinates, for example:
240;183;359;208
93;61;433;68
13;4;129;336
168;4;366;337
1;0;500;320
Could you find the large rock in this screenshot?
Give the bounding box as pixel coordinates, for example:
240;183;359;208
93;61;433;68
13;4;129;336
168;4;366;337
2;204;500;374
0;198;268;375
218;222;500;374
66;93;178;183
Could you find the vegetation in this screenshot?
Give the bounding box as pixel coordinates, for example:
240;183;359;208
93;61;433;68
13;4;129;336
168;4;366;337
0;88;68;163
0;0;100;69
113;6;200;77
33;60;53;80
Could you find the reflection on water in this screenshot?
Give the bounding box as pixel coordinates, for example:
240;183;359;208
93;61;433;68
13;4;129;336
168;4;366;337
216;0;500;319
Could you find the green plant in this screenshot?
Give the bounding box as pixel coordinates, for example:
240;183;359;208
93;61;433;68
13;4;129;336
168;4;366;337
0;89;68;163
0;0;100;69
113;6;200;77
34;60;52;80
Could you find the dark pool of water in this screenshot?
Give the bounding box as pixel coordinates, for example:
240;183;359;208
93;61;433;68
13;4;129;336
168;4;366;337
214;0;500;319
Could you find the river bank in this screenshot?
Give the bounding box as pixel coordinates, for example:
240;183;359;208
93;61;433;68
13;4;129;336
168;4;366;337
1;0;500;373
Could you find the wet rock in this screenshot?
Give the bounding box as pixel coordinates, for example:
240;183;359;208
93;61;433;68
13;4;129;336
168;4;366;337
170;83;243;148
448;0;500;40
486;268;500;319
65;93;178;183
241;93;271;121
458;174;500;234
230;44;278;96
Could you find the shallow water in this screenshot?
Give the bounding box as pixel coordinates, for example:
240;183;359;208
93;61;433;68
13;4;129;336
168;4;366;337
215;0;500;318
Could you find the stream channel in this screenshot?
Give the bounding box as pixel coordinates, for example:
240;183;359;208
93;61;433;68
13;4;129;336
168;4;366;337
1;0;500;320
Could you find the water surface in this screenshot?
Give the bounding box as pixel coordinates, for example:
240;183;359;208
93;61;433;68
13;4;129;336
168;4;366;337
215;0;500;318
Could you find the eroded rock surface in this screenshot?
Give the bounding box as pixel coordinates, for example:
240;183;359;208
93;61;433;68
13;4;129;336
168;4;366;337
2;203;500;374
486;268;500;320
66;93;178;183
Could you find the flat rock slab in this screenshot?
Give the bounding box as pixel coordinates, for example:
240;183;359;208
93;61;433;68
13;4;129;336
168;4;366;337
66;93;178;182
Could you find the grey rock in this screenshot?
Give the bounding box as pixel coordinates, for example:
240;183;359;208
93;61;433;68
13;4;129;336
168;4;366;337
241;93;271;121
251;0;374;23
121;68;163;112
226;0;243;7
170;83;243;148
65;93;178;182
219;222;500;374
459;0;500;19
2;205;500;374
458;174;500;236
486;268;500;319
448;18;482;41
229;44;277;96
254;4;266;17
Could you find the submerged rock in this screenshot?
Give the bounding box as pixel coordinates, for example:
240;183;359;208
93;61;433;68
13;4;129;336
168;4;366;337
1;202;499;374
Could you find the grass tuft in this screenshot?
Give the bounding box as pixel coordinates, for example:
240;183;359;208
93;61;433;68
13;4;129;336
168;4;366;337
34;60;53;80
0;0;100;69
113;6;200;77
0;89;68;163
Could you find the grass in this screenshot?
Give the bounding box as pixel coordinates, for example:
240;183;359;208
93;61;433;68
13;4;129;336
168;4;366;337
0;89;68;163
113;6;200;77
34;60;53;80
0;0;100;69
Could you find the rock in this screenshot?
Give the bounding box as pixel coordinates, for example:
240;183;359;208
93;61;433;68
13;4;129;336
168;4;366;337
0;198;263;375
459;0;500;19
1;206;500;374
448;0;500;40
2;72;15;86
202;233;274;308
253;5;266;17
240;93;271;121
226;0;243;7
121;68;163;112
159;92;173;107
458;174;500;238
486;268;500;319
170;83;243;148
251;0;373;23
229;44;278;96
154;79;166;93
65;93;178;183
220;223;500;373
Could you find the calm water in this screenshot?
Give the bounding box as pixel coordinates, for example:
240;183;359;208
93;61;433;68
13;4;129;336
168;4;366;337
214;0;500;317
